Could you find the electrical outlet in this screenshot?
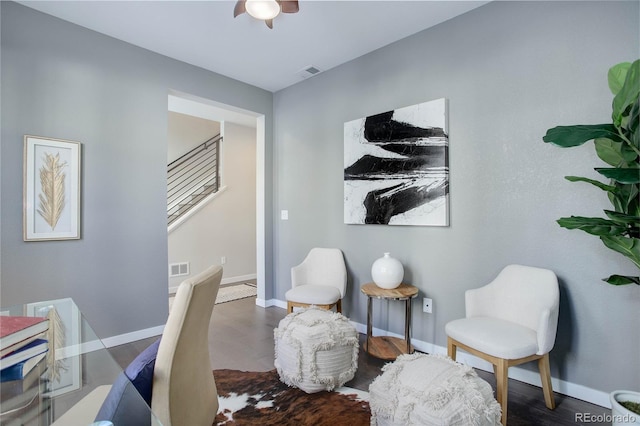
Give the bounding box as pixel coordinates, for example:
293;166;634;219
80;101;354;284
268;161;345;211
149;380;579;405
221;256;226;265
423;297;433;313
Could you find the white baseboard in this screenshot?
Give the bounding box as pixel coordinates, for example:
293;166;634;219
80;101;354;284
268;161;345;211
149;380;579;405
169;273;257;294
221;273;257;286
257;298;286;309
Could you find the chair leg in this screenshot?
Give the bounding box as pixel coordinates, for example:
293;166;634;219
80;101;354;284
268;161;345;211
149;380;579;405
336;299;342;313
538;353;556;410
447;337;457;360
287;302;293;314
495;358;509;426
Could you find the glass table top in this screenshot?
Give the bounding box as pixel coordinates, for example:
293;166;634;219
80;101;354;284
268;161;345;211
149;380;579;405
0;298;161;426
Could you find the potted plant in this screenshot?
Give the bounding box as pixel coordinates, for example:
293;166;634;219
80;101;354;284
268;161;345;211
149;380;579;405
610;391;640;424
543;60;640;420
542;59;639;286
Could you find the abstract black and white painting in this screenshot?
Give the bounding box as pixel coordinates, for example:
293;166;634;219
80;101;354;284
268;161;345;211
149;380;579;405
344;98;449;226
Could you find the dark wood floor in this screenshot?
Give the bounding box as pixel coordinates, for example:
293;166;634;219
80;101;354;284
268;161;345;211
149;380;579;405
108;296;611;425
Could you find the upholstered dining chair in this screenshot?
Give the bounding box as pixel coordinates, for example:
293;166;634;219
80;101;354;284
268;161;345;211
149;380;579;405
151;263;222;426
52;264;223;426
285;248;347;313
445;264;559;426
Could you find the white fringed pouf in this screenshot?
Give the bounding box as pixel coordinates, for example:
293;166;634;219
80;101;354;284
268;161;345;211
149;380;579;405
369;353;501;426
274;307;359;394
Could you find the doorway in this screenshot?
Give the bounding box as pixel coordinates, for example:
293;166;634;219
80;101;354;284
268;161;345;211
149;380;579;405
167;91;266;304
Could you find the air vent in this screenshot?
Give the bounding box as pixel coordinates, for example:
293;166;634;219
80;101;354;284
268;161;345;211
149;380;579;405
305;66;320;75
169;262;190;277
296;65;322;80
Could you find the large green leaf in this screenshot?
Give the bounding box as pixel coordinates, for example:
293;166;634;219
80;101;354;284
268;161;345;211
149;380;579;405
629;98;640;150
557;216;627;236
610;183;640;216
564;175;615;192
600;235;640;269
604;210;640;238
627;185;640;215
594;138;636;166
543;124;621;147
595;167;640;184
604;275;640;285
608;62;631;95
620;139;639;163
612;60;640;127
604;210;640;226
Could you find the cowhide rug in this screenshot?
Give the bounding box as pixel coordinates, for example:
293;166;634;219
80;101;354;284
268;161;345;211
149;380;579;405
213;369;370;425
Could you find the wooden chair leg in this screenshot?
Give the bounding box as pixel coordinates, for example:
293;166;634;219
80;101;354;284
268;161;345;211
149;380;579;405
288;301;346;314
495;358;509;426
447;337;457;360
538;353;556;410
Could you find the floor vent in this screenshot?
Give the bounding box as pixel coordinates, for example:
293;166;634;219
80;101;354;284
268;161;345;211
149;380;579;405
169;262;190;277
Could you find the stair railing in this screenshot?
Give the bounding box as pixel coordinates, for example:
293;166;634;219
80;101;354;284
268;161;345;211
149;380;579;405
167;134;222;226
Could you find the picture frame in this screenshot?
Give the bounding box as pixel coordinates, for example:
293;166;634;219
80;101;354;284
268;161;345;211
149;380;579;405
23;135;81;241
344;98;449;226
25;298;82;397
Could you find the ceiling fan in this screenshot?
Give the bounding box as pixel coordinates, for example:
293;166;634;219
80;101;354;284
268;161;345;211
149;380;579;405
233;0;299;29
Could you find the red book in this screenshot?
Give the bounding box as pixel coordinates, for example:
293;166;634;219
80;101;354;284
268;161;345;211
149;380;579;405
0;316;49;353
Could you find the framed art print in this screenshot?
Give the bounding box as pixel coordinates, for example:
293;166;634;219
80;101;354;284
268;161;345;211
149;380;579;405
344;98;449;226
23;135;81;241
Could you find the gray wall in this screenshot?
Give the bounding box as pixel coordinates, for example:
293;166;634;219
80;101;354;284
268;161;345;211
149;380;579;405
167;112;220;163
273;1;639;393
168;122;257;288
0;2;273;337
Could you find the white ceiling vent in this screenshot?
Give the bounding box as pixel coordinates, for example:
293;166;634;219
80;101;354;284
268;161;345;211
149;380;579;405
296;65;322;80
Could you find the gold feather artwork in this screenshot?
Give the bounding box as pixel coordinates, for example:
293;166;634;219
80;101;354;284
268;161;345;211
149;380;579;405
37;152;67;230
45;307;67;383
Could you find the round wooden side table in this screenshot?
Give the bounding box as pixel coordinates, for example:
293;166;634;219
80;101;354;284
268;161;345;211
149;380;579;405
360;282;419;360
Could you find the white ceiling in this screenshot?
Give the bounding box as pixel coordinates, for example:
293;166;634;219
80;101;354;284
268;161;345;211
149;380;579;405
19;1;489;92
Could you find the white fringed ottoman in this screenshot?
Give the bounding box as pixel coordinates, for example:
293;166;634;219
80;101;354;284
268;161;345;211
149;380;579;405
274;307;359;393
369;353;501;426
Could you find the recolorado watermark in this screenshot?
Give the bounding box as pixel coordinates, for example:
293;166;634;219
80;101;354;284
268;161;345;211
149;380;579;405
575;412;636;423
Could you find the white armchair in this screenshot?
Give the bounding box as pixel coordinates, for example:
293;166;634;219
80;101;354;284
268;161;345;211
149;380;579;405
445;264;559;425
285;248;347;313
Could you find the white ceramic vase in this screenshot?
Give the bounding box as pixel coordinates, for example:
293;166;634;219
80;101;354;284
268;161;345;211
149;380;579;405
371;253;404;289
610;390;640;425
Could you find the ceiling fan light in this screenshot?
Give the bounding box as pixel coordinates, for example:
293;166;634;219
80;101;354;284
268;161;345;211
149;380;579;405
245;0;281;21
